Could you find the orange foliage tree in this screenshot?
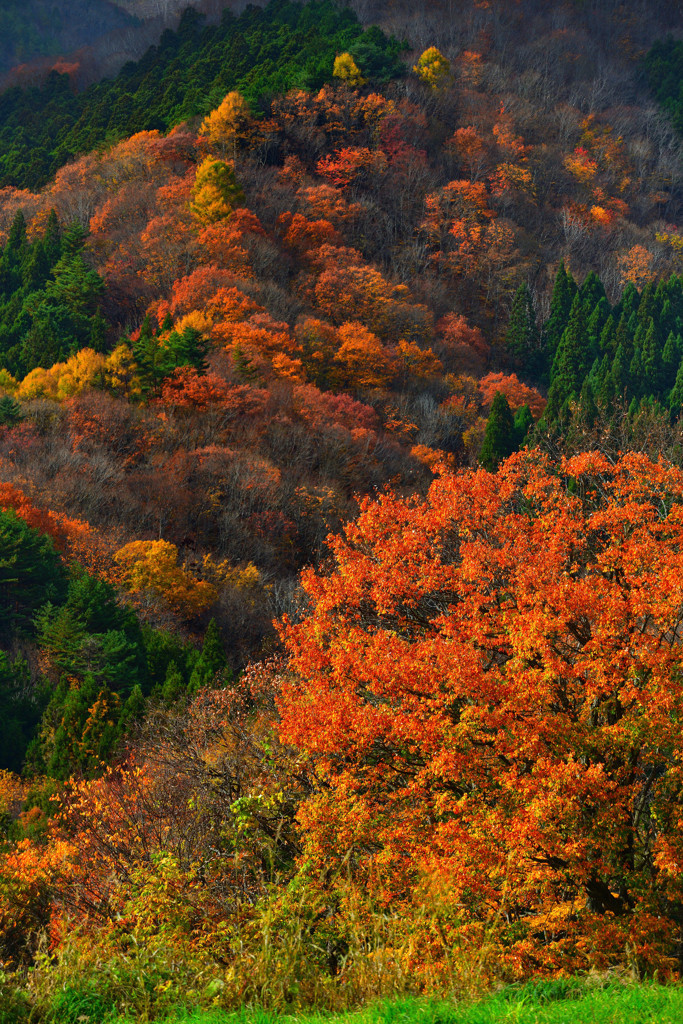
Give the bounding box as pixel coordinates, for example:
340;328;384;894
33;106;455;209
279;451;683;977
333;322;396;390
317;147;388;190
114;540;217;619
478;371;546;418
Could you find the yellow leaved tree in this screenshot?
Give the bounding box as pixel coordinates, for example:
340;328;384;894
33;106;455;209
333;52;366;88
114;540;217;618
413;47;451;89
190;157;245;225
199;91;252;161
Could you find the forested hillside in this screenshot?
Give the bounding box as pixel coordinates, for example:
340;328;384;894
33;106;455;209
0;0;137;77
0;0;401;189
2;0;683;1019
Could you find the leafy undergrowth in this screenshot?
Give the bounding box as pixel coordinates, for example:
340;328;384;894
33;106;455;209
106;985;683;1024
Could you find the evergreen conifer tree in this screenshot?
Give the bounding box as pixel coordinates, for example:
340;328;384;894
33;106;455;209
547;293;592;417
629;348;644;400
575;376;597;428
541;261;577;372
504;282;539;372
611;342;631;398
599;315;616;357
641;319;663;396
0;394;21;425
637;278;658;328
579;270;607;312
662;331;682;391
479;392;517;471
669;360;683;419
619;282;640;321
513;403;534;446
43;209;62;266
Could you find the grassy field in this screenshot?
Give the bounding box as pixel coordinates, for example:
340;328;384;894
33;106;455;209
107;983;683;1024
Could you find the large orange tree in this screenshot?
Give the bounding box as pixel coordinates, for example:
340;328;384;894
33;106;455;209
279;451;683;976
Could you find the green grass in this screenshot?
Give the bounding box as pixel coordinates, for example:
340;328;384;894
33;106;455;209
109;983;683;1024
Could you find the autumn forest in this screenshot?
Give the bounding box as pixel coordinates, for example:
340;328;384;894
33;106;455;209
2;0;683;1019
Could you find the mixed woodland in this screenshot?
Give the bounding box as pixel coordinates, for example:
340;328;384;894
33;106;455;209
3;0;683;1017
0;0;138;79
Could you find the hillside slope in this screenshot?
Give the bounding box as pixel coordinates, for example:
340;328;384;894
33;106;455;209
1;1;683;1015
0;0;137;77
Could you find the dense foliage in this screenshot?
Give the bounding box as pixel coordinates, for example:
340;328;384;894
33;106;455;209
0;0;134;78
2;0;683;1017
282;451;683;977
0;489;229;778
0;210;107;377
0;0;403;190
644;37;683;138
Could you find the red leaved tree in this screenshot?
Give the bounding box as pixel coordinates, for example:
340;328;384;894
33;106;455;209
279;451;683;978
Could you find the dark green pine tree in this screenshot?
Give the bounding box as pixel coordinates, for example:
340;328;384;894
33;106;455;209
43;209;62;266
188;617;228;694
513;403;534;446
597;368;617;410
655;279;673;331
628;347;644;400
118;684;145;739
0;653;39;772
669;360;683;419
627;310;639;339
504;282;540;373
579;270;607;313
599;315;617;357
611;343;631;399
60;222;86;258
576;376;598;430
89;307;107;353
46;251;104;316
637;278;658;329
619;281;640;321
479;392;517;471
20;317;62;374
662;332;682;393
134;317;171;394
0;394;22;425
588;353;606;389
0;508;66;640
547;293;592;418
613;312;634;365
660;296;673;338
0;211;28;296
167;325;210;375
663;274;683;328
161;661;186;704
44;673;119;779
641;319;663;397
633;319;648;353
542;260;577;378
22;239;50;292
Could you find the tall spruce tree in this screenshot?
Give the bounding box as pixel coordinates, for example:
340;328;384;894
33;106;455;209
479;392;517;471
504;282;539;373
542;260;576;378
669;360;683;419
641;319;663;396
513;403;534;446
547;292;592;418
663;331;682;391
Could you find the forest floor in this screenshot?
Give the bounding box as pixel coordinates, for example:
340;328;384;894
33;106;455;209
108;984;683;1024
